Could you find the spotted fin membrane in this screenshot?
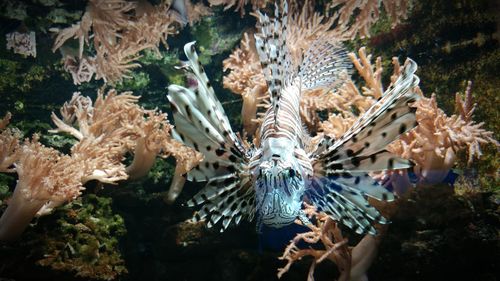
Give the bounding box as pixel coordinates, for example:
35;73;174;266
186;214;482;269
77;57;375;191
308;59;421;235
167;42;255;231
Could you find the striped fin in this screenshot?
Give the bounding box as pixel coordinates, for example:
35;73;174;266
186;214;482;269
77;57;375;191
254;1;292;116
168;88;242;182
324;150;413;173
307;176;389;235
174;42;246;154
316;59;420;174
324;171;394;202
299;39;351;91
308;58;421;235
187;174;255;231
168;42;255;231
168;42;248;182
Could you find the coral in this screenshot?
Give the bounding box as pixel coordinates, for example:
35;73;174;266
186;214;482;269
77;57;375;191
387;84;499;187
278;204;385;281
51;0;180;84
329;0;412;39
0;89;196;240
5;31;37;58
51;0;135;59
0;135;86;240
222;32;268;136
50;90;202;204
124;109;172;180
318;47;385;138
49;90;151;181
278;204;350;280
181;0;213;26
208;0;269;16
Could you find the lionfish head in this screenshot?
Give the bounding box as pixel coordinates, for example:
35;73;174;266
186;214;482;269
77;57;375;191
254;157;306;229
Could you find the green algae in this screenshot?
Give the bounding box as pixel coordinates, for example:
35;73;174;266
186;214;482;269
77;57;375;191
190;15;244;66
115;71;151;92
0;58;52;94
0;173;14;202
0;59;21;92
34;195;127;280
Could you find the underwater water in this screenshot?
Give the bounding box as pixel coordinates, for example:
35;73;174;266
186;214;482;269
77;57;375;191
0;0;498;281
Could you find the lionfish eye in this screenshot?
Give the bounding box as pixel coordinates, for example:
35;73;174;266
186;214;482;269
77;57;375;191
288;168;295;177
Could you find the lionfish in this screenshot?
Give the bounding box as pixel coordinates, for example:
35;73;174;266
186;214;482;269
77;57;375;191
167;2;420;235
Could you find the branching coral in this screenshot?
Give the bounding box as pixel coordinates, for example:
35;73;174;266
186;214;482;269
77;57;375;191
0;89;201;240
279;204;384;281
51;0;135;58
222;32;268;136
314;47;382;137
0;95;133;239
50;90;159;181
0;135;84;241
50;90;202;204
208;0;269;16
387;83;499;186
51;0;180;84
278;205;350;280
329;0;412;39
